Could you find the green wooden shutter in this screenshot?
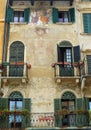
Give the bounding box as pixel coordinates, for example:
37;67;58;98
6;7;13;23
54;99;62;127
76;98;83;126
87;55;91;75
76;98;88;126
52;8;58;23
83;97;89;126
22;98;31;128
83;14;91;33
0;98;9;128
83;97;89;110
73;45;80;63
69;8;75;22
24;8;30;23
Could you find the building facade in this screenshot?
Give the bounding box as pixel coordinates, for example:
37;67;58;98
0;0;91;129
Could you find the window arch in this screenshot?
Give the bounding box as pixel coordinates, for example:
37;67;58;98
9;91;23;99
9;41;24;76
61;91;76;100
59;41;72;47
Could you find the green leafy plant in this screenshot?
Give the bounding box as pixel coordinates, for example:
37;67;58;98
0;109;30;117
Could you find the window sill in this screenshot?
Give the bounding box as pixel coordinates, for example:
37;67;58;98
10;22;27;25
80;33;91;35
56;22;74;25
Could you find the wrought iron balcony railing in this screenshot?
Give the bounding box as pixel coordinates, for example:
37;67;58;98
51;62;85;77
2;62;29;78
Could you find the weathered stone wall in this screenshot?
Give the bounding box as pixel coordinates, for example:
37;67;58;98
5;21;80;113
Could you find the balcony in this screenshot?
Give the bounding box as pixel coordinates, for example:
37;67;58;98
52;62;84;84
31;112;54;127
1;62;30;84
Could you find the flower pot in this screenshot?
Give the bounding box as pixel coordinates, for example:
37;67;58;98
27;64;31;69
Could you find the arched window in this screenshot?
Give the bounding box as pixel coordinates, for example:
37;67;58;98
61;91;76;127
9;91;23;128
0;92;31;128
9;41;24;76
54;91;89;127
57;41;80;76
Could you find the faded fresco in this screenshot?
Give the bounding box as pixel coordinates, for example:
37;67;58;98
30;9;52;24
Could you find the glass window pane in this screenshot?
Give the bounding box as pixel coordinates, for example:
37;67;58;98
64;12;68;22
13;11;24;22
14;17;18;22
16;115;22;122
20;17;24;22
14;11;18;22
9;115;14;123
16;101;22;110
89;102;91;110
10;101;15;110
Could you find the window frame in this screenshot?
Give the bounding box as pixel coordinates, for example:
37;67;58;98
58;47;73;67
13;10;24;23
52;7;75;24
58;10;70;23
82;12;91;34
9;41;24;77
9;98;23;128
6;7;30;23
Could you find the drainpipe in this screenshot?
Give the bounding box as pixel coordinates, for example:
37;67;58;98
2;0;9;63
81;76;86;98
0;0;8;95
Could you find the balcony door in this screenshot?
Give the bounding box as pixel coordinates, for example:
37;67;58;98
61;92;76;127
9;41;24;76
57;41;74;76
9;91;23;128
